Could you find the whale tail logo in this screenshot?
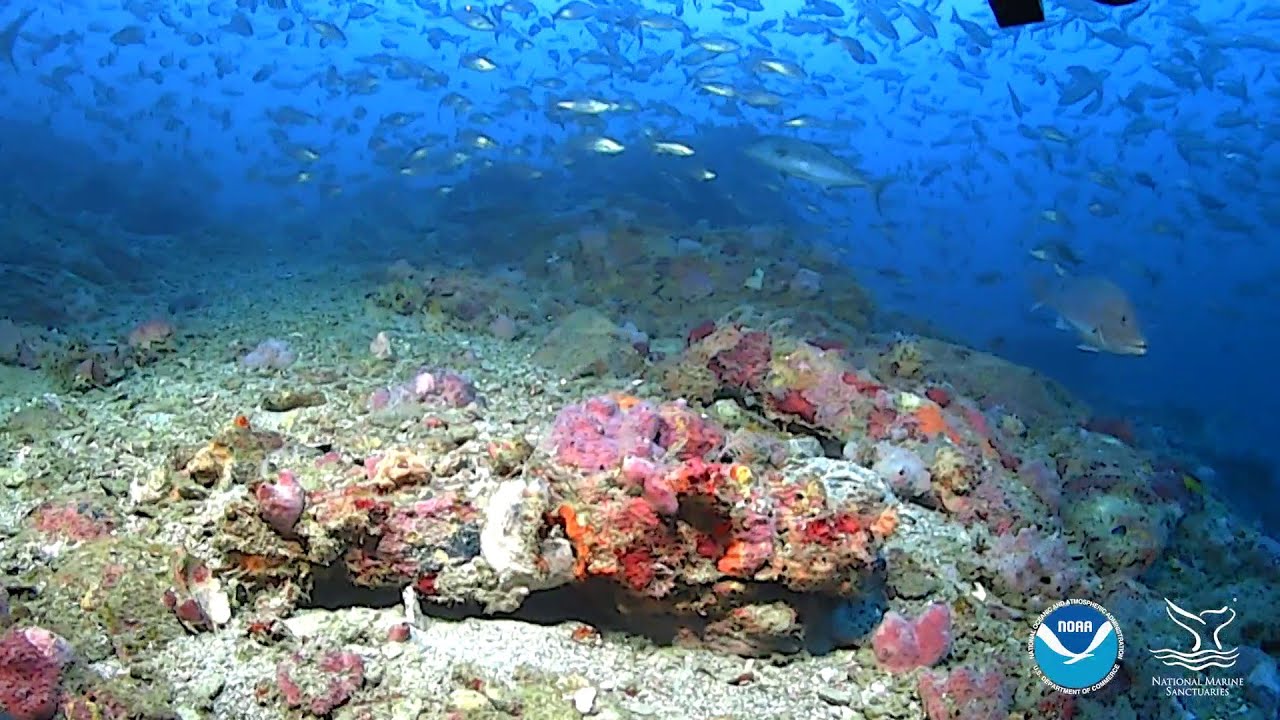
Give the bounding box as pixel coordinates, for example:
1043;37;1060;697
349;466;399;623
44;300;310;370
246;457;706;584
1150;598;1239;671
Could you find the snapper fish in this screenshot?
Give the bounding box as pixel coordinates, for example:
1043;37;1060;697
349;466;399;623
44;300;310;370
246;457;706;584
1032;275;1148;355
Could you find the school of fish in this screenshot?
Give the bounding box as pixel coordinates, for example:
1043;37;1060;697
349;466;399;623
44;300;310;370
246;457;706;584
1;0;1276;356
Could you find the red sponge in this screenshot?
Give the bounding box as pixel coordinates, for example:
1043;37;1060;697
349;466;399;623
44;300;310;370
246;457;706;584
871;603;953;673
0;626;67;720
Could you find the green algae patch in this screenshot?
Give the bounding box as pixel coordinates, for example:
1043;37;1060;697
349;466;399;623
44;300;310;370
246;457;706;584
447;664;635;720
62;671;179;720
22;536;187;663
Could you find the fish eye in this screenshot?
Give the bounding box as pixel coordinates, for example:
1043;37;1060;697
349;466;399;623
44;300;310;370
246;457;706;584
1120;315;1128;324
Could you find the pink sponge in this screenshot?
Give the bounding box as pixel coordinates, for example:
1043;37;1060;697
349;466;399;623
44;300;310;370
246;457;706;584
0;626;69;720
871;603;952;673
548;395;662;471
548;395;729;473
917;667;1011;720
255;469;306;536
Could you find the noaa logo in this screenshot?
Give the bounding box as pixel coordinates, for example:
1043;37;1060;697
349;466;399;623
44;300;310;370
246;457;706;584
1028;599;1124;694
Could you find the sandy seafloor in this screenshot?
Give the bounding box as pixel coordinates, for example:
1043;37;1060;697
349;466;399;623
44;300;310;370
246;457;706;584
0;253;1275;720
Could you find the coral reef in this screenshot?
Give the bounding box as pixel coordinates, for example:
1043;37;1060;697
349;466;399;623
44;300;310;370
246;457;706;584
0;230;1274;720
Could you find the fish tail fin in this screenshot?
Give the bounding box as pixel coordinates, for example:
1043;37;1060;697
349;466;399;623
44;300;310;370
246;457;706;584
870;176;896;214
1;9;35;70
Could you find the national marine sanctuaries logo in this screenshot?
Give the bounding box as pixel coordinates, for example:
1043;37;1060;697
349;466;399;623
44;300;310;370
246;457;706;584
1029;599;1124;694
1150;597;1244;698
1150;597;1239;670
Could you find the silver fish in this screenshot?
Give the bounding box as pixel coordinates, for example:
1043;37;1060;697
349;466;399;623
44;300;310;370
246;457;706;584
744;135;893;211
